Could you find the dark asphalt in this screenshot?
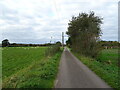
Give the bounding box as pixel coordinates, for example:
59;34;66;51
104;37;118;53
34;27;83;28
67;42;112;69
55;48;112;88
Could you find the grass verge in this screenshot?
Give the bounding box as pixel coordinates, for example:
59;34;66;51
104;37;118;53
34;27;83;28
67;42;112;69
73;49;119;89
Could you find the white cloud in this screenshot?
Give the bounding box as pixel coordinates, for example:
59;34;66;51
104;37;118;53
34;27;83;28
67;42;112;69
0;0;119;43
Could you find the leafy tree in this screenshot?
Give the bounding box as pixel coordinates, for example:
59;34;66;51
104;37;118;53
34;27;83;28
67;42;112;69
66;11;103;58
56;41;61;46
2;39;10;47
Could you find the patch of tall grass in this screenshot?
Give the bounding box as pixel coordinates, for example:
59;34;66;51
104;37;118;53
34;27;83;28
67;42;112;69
73;49;119;89
45;42;61;56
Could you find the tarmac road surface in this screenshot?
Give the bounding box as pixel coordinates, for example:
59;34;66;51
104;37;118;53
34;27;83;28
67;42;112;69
55;47;112;88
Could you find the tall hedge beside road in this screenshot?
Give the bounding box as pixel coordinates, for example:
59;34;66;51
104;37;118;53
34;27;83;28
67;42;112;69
66;11;103;58
45;42;61;56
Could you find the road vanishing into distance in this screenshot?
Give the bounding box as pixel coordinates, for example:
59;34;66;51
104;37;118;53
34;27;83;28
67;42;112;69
55;48;112;88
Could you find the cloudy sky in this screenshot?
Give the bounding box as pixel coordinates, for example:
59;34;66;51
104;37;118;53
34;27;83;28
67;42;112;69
0;0;119;44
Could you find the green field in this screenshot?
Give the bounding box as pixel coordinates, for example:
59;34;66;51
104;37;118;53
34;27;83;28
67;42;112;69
2;47;62;88
74;49;119;89
97;49;118;65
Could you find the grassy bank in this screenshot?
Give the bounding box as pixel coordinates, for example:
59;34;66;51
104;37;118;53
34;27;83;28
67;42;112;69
2;47;62;88
73;49;119;89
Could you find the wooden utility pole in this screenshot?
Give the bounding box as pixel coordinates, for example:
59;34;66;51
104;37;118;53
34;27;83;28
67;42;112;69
50;37;52;44
62;32;64;47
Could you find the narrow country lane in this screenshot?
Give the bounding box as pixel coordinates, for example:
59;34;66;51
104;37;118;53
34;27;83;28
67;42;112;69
55;48;112;88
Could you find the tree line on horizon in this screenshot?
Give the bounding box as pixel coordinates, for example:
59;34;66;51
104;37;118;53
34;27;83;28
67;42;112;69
1;39;62;47
66;39;119;49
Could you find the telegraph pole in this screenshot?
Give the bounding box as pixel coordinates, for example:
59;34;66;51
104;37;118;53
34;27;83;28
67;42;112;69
50;36;52;44
62;32;64;47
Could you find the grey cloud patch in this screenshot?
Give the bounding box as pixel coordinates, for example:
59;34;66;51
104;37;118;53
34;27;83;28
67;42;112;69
9;39;52;44
0;0;119;44
2;27;37;40
118;1;120;42
0;3;17;14
101;35;118;41
0;4;19;24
